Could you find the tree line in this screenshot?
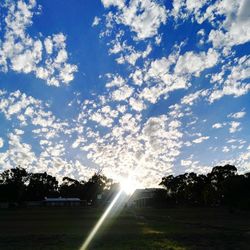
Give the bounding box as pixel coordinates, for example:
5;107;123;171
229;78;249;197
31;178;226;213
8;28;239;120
0;167;115;205
0;164;250;210
157;164;250;210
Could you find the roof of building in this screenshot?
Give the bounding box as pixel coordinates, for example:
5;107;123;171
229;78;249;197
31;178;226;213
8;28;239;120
44;197;81;202
129;188;164;201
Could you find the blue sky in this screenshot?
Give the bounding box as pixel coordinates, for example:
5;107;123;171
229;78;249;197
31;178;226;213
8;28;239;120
0;0;249;187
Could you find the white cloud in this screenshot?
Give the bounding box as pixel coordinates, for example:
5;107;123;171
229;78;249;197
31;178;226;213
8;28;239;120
181;159;192;167
140;53;186;103
0;138;4;148
193;136;209;144
140;48;217;104
44;37;53;54
209;83;250;103
172;0;207;22
0;0;77;86
0;130;94;182
208;0;250;49
209;56;250;102
111;85;133;101
129;97;145;112
101;0;125;9
222;146;230;153
181;90;209;106
102;0;167;40
72;137;86;149
155;34;162;45
106;74;125;88
109;36;152;65
197;29;205;44
228;111;246;119
0;90;98;181
77;105;183;187
171;0;250;49
0;90;69;138
120;0;167;40
130;69;144;85
212;123;223;129
229;121;241;133
92;16;101;26
90;112;113;127
0;133;36;170
174;48;219;77
216;144;250;174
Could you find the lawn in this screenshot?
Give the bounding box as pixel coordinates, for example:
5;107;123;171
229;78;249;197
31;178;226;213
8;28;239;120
0;206;249;249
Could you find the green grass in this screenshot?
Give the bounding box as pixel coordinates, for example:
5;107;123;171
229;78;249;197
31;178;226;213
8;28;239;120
0;207;249;249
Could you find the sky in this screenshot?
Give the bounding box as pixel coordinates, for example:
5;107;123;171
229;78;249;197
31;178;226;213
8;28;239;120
0;0;249;187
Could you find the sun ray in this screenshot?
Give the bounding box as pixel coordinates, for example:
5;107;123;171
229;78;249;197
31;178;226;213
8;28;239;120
80;190;123;250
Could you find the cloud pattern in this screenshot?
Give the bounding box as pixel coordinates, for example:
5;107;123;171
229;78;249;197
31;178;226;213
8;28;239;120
0;0;249;187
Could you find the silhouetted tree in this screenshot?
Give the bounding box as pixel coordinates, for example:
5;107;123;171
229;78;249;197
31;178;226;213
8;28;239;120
208;164;237;205
0;164;249;210
0;167;28;202
25;172;59;201
59;177;85;198
159;165;246;208
83;173;112;204
222;172;250;209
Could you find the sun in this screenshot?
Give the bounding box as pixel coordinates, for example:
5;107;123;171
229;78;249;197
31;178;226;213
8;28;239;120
120;177;137;195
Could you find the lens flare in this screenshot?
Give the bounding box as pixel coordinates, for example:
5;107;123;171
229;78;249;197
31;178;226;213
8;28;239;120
120;176;137;195
80;176;138;250
80;190;123;250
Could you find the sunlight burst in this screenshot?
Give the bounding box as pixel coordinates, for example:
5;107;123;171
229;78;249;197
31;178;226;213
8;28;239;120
120;176;137;195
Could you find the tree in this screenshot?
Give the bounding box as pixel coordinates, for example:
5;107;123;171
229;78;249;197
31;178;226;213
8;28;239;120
208;164;237;205
160;175;175;195
222;172;250;209
209;164;237;184
159;165;239;207
59;177;85;198
0;167;28;202
83;173;112;204
25;172;59;201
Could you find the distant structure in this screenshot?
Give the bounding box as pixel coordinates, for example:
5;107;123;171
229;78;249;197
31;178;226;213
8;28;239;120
128;188;161;208
44;197;82;207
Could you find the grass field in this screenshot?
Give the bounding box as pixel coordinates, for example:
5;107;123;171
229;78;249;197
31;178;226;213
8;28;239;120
0;206;250;249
